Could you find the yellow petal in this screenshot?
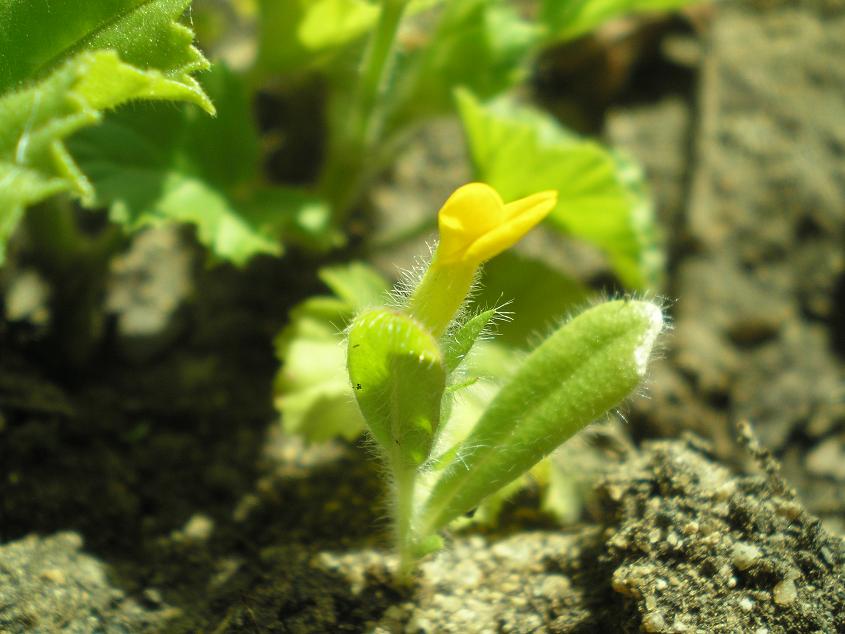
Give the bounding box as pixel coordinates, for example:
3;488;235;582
437;183;505;263
463;190;557;263
503;190;558;221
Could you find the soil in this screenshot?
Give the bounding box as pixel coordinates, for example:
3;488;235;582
2;0;844;632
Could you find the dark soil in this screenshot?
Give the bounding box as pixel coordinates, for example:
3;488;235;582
2;0;844;632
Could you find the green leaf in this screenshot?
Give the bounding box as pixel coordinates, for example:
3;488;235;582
384;0;538;134
70;63;331;265
0;0;212;264
348;308;446;467
256;0;380;76
0;0;210;97
444;309;497;373
540;0;694;44
475;252;590;348
274;296;365;442
256;0;443;77
274;263;391;442
319;262;391;308
417;299;663;534
457;89;663;290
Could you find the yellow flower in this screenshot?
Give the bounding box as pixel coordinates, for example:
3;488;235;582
434;183;558;267
408;183;557;336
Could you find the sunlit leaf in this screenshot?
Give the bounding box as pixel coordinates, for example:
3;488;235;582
0;0;212;264
348;308;446;467
418;299;664;534
70;64;331;264
540;0;694;44
458;89;663;290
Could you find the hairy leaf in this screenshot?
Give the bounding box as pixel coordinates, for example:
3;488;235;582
458;89;663;290
475;251;590;348
444;309;498;373
417;299;663;535
348;308;446;468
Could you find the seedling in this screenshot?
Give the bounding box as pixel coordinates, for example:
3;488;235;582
346;183;664;577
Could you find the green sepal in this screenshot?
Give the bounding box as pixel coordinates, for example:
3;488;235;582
417;299;663;534
348;308;446;468
444;308;497;372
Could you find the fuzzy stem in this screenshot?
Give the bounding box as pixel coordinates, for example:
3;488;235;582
407;260;477;337
355;0;407;146
393;464;418;581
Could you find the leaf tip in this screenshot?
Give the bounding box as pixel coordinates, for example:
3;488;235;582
633;301;663;376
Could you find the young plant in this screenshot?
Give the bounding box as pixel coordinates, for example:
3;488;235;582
346;183;664;577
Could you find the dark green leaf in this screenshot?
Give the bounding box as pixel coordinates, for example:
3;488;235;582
0;0;211;264
385;0;538;134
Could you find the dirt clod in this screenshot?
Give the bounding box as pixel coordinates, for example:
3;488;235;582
592;438;845;633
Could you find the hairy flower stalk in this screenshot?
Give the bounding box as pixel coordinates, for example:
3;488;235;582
408;183;558;336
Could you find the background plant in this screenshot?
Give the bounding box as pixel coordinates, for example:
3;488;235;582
0;0;687;523
1;0;689;269
271;0;689;523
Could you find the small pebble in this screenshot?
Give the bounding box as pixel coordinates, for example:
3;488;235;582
671;618;688;633
40;568;66;584
642;610;666;632
183;514;214;541
732;542;762;570
538;574;570;599
773;578;797;606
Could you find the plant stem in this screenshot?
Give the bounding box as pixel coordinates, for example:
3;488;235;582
407;260;477;337
24;201;124;366
354;0;407;146
393;464;418;581
320;0;408;221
